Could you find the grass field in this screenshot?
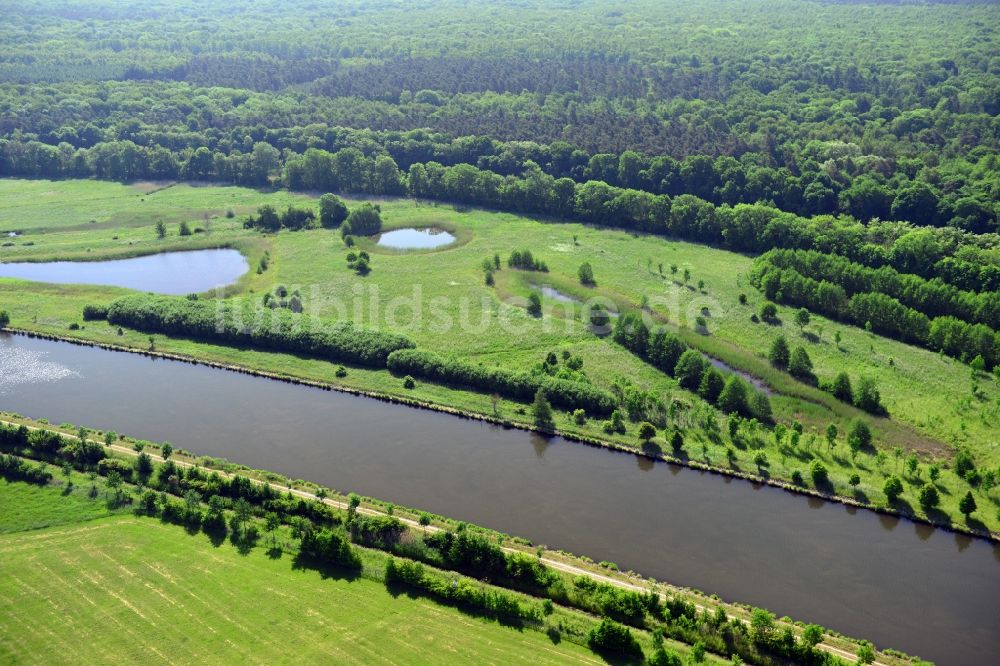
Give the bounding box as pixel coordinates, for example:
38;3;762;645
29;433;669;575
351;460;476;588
0;475;125;534
0;477;610;665
1;177;997;532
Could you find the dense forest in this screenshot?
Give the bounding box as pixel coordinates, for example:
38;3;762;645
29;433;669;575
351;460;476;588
1;0;997;231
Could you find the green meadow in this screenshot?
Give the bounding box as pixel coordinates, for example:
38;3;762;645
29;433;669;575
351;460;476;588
1;178;997;532
0;477;608;665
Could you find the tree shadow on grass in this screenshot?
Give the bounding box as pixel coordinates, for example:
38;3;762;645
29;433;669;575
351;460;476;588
384;580;527;630
266;545;284;560
202;522;227;548
851;489;870;504
590;647;644;665
291;552;362;583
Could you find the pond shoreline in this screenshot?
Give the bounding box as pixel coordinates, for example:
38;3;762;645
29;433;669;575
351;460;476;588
5;325;997;544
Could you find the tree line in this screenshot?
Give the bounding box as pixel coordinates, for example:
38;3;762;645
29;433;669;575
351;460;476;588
757;248;999;327
750;262;999;370
99;295;416;368
386;349;616;416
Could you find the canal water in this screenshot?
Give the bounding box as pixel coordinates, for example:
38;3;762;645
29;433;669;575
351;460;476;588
0;333;996;664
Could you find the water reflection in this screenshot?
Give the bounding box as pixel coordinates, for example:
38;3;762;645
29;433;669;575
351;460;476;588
0;249;247;294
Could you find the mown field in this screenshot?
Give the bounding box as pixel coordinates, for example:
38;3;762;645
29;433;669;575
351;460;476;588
0;478;605;665
1;178;997;532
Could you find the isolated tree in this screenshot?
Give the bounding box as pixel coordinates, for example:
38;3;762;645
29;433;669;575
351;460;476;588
319;193;349;228
578;262;595;285
788;346;813;380
753;451;768;473
847;419;871;451
759;302;777;321
0;310;9;328
750;608;775;645
883;476;903;503
794;307;811;332
918;484;939;511
532;389;554;430
810;460;828;487
825;423;838;449
589;303;610;330
831;371;853;403
849;474;861;490
155;220;166;239
670;430;684;454
253;204;281;232
232;498;252;536
135;451;153;479
854;376;884;414
179;220;191;236
768;335;790;368
801;624;823;650
959;491;977;519
638;422;657;442
857;642;876;665
527;292;543;317
347;492;361;522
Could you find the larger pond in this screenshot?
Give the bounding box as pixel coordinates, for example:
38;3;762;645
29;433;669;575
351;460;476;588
0;249;248;294
1;333;997;665
376;227;455;249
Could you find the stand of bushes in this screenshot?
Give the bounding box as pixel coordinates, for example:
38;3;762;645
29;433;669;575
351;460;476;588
612;314;773;422
386;349;615;415
97;295;415;368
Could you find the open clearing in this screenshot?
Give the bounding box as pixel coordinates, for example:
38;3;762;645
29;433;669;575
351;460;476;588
0;512;599;665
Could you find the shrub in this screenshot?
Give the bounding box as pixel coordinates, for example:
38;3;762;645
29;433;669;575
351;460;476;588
918;484;939;511
343;203;382;236
82;304;108;320
587;618;642;658
319;193;349;228
300;528;362;569
578;261;595;285
810;460;829;487
403;375;415;389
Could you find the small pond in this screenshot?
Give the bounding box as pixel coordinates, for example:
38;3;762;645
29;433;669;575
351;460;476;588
0;248;248;295
706;356;774;395
376;227;456;249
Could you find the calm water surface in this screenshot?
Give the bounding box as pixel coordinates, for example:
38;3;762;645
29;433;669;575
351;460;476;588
0;249;247;294
1;334;996;665
376;227;455;249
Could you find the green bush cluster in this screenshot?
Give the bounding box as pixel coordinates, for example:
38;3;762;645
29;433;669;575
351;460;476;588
386;349;615;415
613;313;772;421
103;295;415;367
